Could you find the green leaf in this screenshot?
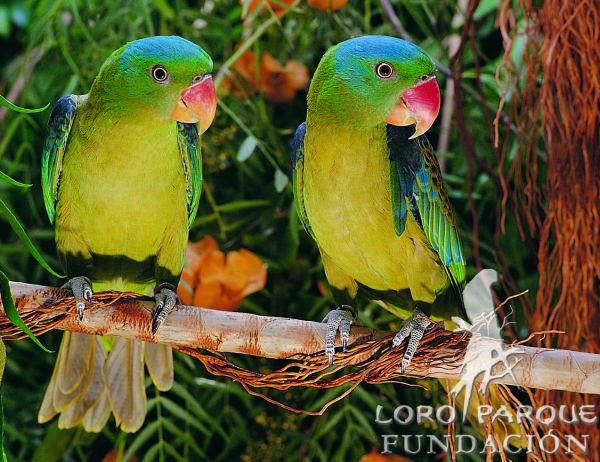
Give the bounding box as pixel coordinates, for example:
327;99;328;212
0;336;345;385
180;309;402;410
0;94;49;113
0;270;52;352
160;396;210;435
0;339;5;462
0;393;6;462
474;0;499;21
0;7;9;37
0;340;4;384
140;442;161;462
123;420;160;462
0;199;64;277
216;199;269;212
170;382;229;441
236;136;258;162
0;170;32;188
274;169;289;192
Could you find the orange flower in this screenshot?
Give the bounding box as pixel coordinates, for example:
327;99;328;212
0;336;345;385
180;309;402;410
177;236;267;311
260;51;309;102
102;451;137;462
358;449;413;462
307;0;348;10
222;50;259;99
223;49;309;103
241;0;295;18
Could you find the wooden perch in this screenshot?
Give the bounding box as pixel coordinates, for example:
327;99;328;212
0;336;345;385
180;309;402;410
2;281;600;395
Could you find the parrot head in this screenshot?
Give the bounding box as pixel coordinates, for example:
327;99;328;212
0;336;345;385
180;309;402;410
90;36;216;133
309;35;440;138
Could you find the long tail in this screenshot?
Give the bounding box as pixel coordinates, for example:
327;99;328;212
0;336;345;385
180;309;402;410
38;282;174;433
377;270;525;446
446;268;525;447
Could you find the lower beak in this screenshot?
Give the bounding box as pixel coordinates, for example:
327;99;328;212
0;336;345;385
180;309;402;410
385;76;441;139
171;75;217;133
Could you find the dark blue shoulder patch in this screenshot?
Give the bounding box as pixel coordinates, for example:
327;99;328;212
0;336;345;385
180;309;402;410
49;95;78;128
42;94;79;223
290;121;306;171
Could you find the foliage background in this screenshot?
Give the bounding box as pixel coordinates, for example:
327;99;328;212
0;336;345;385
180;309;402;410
0;0;543;461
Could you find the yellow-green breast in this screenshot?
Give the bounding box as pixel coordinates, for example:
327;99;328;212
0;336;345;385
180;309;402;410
55;99;188;289
303;124;449;304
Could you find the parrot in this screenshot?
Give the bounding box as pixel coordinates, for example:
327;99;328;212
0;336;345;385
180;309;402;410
291;36;527;447
37;36;216;433
290;35;468;368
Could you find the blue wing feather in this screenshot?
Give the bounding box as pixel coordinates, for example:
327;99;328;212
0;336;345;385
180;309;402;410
41;95;81;224
387;125;466;307
177;122;202;229
290;122;315;239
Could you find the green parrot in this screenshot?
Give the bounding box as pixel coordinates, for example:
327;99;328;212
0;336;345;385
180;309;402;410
37;36;216;433
291;36;467;367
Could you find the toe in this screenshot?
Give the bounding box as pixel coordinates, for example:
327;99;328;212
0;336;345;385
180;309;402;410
151;287;178;335
62;276;93;320
76;300;85;321
322;308;355;365
393;310;433;372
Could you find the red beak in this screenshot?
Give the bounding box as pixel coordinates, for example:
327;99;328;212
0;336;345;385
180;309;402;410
385;76;441;139
171;75;217;133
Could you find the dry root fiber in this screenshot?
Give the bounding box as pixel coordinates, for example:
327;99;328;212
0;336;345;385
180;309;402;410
178;323;470;415
497;1;600;460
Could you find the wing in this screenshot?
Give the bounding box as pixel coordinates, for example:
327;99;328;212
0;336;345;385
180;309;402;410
387;125;466;305
41;95;80;224
290;122;315;240
177;122;202;228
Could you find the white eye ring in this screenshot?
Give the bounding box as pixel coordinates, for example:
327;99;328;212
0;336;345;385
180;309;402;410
375;62;394;79
151;65;170;83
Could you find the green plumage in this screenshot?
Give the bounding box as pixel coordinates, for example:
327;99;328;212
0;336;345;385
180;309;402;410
291;36;467;320
38;36;213;433
42;94;200;288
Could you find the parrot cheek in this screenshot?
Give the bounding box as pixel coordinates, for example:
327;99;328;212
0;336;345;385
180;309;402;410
171;75;217;133
385;76;441;139
385;99;417;128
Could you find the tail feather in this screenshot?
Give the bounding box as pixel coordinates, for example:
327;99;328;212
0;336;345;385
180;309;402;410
145;343;174;392
38;332;110;431
82;388;111;432
57;339;107;428
38;332;94;422
444;380;527;449
54;333;95;408
105;338;146;433
40;276;176;433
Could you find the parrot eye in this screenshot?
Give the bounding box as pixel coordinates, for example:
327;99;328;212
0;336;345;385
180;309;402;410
151;65;170;83
375;62;395;80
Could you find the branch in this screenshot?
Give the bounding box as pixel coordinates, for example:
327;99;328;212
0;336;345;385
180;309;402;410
2;282;600;395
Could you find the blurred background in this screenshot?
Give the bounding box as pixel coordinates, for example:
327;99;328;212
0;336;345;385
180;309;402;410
1;0;597;461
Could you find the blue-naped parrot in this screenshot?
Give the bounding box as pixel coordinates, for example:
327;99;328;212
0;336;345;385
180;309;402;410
37;36;216;432
291;36;467;367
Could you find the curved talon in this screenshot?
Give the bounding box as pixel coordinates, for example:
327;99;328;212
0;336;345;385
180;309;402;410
392;308;432;373
151;284;179;335
61;276;93;320
322;306;355;365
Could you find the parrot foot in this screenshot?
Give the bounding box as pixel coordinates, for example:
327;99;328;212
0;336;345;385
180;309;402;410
392;308;432;373
61;276;93;320
322;305;355;366
151;283;179;335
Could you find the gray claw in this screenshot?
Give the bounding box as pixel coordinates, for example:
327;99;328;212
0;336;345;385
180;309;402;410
61;276;93;320
152;285;179;335
322;306;355;365
392;308;432;373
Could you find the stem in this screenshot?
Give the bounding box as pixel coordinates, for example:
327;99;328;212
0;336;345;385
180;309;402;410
2;282;599;395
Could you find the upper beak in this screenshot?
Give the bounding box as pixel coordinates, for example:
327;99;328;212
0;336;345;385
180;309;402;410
385;76;441;139
171;74;217;133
